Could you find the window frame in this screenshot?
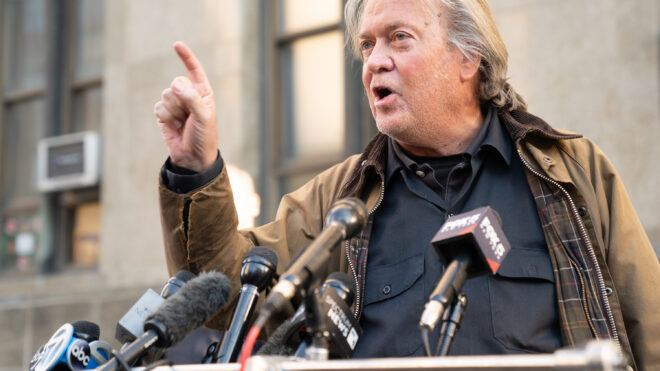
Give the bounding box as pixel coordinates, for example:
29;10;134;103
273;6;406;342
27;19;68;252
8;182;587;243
0;0;104;275
259;0;376;222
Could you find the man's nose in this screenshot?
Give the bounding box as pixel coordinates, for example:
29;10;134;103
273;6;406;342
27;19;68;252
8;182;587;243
365;43;394;73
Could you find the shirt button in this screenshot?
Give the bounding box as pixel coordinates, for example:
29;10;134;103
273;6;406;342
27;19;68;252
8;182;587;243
578;206;588;217
543;157;552;163
605;286;613;296
382;285;391;295
415;170;426;178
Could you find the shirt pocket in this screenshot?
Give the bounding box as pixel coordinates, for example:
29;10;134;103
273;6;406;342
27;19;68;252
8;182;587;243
487;248;561;353
361;253;425;356
364;253;424;305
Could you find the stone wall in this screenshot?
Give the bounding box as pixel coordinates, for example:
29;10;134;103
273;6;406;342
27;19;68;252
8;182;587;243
491;0;660;250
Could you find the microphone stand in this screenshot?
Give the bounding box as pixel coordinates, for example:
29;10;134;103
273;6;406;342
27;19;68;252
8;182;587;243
298;288;330;361
436;293;467;356
420;256;469;356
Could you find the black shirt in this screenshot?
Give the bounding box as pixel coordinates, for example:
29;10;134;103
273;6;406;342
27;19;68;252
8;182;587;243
353;108;562;357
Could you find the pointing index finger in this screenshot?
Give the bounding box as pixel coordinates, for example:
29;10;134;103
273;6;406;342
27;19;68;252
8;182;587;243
173;41;211;95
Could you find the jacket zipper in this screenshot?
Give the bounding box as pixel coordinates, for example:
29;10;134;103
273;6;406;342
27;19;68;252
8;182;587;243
517;149;620;347
347;180;385;319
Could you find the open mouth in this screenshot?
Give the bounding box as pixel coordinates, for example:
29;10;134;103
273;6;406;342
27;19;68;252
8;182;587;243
374;87;392;100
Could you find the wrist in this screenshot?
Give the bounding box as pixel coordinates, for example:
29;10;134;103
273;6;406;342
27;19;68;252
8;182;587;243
171;150;219;173
162;151;224;194
198;151;219;172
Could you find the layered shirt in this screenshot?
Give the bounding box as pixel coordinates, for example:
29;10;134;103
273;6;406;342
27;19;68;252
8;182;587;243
354;108;562;357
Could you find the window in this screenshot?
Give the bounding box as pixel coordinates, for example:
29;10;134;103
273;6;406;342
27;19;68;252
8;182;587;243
70;0;103;133
0;0;48;275
0;0;104;276
260;0;376;220
66;0;103;269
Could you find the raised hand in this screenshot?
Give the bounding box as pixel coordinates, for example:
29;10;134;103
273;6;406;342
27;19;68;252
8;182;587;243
154;41;218;172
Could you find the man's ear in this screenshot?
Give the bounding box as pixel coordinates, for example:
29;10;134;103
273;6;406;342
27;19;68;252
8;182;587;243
459;53;480;83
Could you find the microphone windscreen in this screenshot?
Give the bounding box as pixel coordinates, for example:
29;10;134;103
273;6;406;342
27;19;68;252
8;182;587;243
72;320;100;342
247;246;278;268
256;318;297;356
146;271;232;346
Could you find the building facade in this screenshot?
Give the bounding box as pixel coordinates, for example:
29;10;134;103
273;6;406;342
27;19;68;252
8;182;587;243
0;0;658;368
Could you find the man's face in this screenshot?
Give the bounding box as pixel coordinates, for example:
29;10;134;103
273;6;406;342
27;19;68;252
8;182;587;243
359;0;472;151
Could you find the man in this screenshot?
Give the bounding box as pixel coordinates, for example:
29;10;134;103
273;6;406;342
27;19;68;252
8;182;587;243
153;0;659;369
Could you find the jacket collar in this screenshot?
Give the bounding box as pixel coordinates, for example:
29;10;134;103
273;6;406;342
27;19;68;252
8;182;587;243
338;108;581;199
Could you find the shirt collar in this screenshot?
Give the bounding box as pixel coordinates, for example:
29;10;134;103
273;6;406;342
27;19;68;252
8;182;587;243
386;107;512;182
474;106;512;166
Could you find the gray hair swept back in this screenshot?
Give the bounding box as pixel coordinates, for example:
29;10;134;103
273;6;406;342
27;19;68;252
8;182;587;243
345;0;527;112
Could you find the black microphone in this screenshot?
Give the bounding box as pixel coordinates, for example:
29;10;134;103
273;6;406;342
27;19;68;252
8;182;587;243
284;273;355;348
216;246;278;363
258;272;362;359
115;269;195;344
70;321;113;368
259;198;367;323
419;206;511;332
72;320;100;343
160;269;196;298
97;271;232;371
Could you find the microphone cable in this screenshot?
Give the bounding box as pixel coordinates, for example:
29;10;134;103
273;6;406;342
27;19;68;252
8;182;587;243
239;315;268;371
421;326;432;357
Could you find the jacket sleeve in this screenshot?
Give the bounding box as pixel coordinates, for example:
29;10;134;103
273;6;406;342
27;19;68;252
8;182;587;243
159;164;254;329
568;138;660;370
158;156;360;330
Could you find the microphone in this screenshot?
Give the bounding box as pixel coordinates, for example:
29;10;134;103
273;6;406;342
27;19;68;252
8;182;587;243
216;246;278;363
419;206;511;333
97;271;231;371
70;320;113;368
259;198;367;323
160;269;197;298
115;269;195;344
296;272;361;359
86;339;113;368
29;320;100;371
258;272;362;359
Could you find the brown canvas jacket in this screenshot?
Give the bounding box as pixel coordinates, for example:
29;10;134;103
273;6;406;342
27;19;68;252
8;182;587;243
159;109;659;370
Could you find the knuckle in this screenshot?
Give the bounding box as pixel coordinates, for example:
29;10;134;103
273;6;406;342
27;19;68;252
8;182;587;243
161;94;177;108
155;103;172;120
173;76;191;86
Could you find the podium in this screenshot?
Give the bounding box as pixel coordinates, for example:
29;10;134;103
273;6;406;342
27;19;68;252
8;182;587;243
134;341;627;371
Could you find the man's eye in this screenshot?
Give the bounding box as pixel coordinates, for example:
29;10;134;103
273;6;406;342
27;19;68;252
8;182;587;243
394;32;408;41
360;40;374;51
